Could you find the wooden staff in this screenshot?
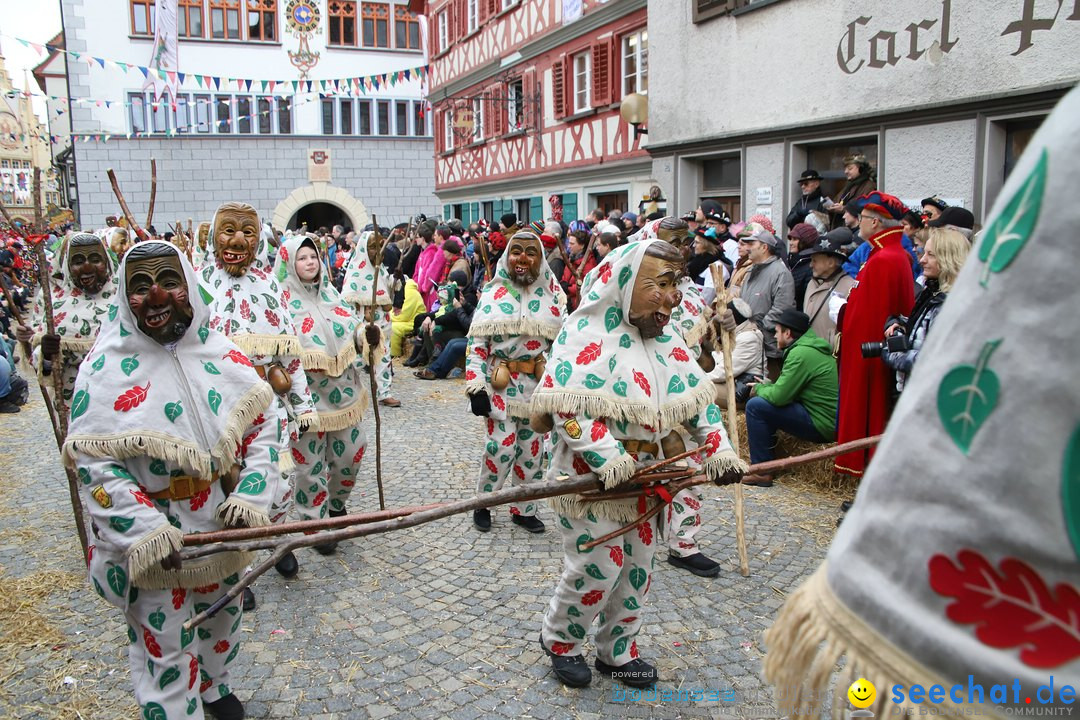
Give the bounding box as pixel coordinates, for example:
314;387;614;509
711;263;749;576
105;169;147;241
366;214;387;510
572;231;598;282
145;157;157;229
474;227;493;282
0;282;33;362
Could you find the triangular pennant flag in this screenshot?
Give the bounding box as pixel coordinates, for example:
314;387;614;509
17;38;30;48
389;73;397;87
373;77;380;90
236;79;244;90
261;80;268;92
105;101;112;108
69;50;81;59
138;66;150;78
404;69;411;81
167;71;177;84
194;74;203;87
245;79;252;91
177;72;186;84
268;80;276;93
95;57;106;68
117;61;129;72
157;68;168;80
213;76;221;90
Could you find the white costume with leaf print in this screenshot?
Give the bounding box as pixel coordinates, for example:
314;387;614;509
276;235;372;519
342;230;394;401
64;241;278;720
532;240;745;666
466;240;564;517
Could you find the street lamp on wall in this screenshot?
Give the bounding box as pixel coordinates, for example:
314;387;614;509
620;93;648;139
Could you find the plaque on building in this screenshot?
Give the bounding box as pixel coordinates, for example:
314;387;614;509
308;148;332;182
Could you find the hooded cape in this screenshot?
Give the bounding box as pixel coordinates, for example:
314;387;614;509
341;230;394;308
765;85;1080;718
31;232;119;353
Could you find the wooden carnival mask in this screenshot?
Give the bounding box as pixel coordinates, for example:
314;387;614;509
628;242;683;340
125;243;194;344
67;233;110;295
506;232;543;287
213;202;260;277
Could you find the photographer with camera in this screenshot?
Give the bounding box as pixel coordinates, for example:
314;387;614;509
876;227;971;392
708;298;765;409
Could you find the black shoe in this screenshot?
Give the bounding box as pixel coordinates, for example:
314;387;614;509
242;587;256;613
205;692;245;720
836;513;846;528
473;508;491;532
667;552;721;578
539;634;591;687
840;499;854;512
314;540;338;555
510;514;545;534
595;657;657;688
0;398;20;414
329;508;347;518
274;551;299;578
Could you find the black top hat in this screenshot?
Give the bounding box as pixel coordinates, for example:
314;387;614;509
774;307;811;335
797;170;822;183
704;208;732;226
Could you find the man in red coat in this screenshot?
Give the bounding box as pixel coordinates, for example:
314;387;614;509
834;191;915;477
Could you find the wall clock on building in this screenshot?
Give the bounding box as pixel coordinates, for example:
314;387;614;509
0;112;21;151
286;0;322;79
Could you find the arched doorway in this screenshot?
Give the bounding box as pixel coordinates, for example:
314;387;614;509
287;202;350;233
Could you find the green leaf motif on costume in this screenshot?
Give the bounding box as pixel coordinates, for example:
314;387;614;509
486;440;498;456
567;605;581;617
604;306;622;333
311;335;325;346
142;702;167;720
611;626;624;637
584;563;606;580
296;489;308;505
77;467;91;485
977;147;1046;288
106;563;127;596
668;376;685;394
332;321;345;338
706;404;722;424
528;299;540;313
109;516;135;533
577;317;589;331
555;361;572;386
108;304;118;321
120;323;131;337
164;401;183;423
613;636;629;657
208;388;222;416
148;608;166;631
198;325;210;344
560;516;573;530
187;697;198;715
291;299;302;310
568;623;586;639
575;534;594;553
618;333;632;348
654;352;667;367
612;380;628;397
1063;422;1080;561
608;356;617;373
332;439;346;457
262;293;279;309
70;390;90;420
618;266;632;289
80;319;91;336
680;516;696;527
582;451;606;469
498;302;514;314
624;596;640;611
198;284;214;306
91;355;105;373
557;329;567;345
655;333;672;343
203;362;221;375
236;472;267;496
937;339;1002;454
687;373;700;388
629;567;647;590
584;373;606;389
329;387;342;405
149;459;167;476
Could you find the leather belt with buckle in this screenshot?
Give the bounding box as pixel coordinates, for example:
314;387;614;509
147;472;219;501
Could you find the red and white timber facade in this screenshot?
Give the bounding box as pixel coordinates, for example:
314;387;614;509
423;0;654;224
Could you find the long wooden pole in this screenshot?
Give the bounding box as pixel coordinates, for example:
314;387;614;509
145;157;157;229
367;215;386;511
105;168;147;241
710;263;749;576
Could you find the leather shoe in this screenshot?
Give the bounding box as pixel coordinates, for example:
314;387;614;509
840;499;854;512
667;552;721;578
741;473;774;487
205;692;245;720
314;540;338;555
539;635;591;687
510;514;545;534
379;397;401;407
595;657;657;688
473;508;491;532
274;551;299;578
242;587;256;612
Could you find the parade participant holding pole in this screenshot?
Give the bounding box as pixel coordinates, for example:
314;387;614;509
342;229;399;408
64;241;277;720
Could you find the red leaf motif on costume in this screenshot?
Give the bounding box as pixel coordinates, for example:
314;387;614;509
187;653;199;689
678;541;695;549
142;627;162;658
576;341;603;366
525;340;541;351
54;311;66;325
606;545;624;567
190;488;210;511
550;641;574;655
581;589;604;606
291;447;307;465
543;375;554;388
486;419;495;434
927;550;1080;668
491;394;506;411
485;458;499;474
550;306;561;317
531;438;540;457
172;588;187;610
514;465;525;480
683;299;699;316
494;286;508;300
87;544;94;564
333;306;351;317
638;522;653;546
501;432;516;447
287;358;301;374
705;430;722;454
473;347;488;360
239;299;251;320
465;370;477;381
509;506;521;515
113;382;151;412
193;583;220;594
240;431;257;457
598;263;612;284
340;479;355;487
572;455;590;475
264;309;280;327
130;488;153;508
353;446;365;463
630;641;640;659
279;247;289;262
213;640;230;654
669;347;690;363
591;420;608;441
224;350;253;367
684;495;700;511
301;317;315;334
313;491;327;507
632;371;651;396
621;616;637;624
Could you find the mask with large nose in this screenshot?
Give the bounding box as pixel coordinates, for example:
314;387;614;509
506;232;543;287
67;233;110;295
125;243;194;344
628;242;684;340
212;202;261;277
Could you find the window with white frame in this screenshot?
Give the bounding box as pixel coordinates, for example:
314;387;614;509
507;77;524;130
467;0;478;33
500;0;517;10
128;93;148;133
573;51;591;113
127;91;291;134
413;101;428;137
443;110;453;150
395;100;409;136
358;99;373;135
377;100;391;135
472;96;484;141
340;99;354;134
437;11;448;52
622;30;648;96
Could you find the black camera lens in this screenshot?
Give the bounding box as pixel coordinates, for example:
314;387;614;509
861;341;883;358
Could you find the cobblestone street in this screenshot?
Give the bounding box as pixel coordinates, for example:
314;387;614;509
0;371;840;720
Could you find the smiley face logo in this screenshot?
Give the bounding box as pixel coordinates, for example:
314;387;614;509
848;678;876;709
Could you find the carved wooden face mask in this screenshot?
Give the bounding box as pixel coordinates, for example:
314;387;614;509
67;234;110;295
214;205;260;276
125;245;194;344
506;234;542;286
367;232;382;266
628;252;683;339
